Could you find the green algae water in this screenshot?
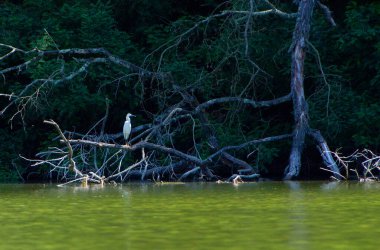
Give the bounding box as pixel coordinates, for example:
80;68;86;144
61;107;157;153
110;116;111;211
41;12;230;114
1;182;380;250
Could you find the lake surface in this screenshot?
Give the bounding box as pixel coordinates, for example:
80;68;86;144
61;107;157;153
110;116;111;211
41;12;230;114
0;181;379;249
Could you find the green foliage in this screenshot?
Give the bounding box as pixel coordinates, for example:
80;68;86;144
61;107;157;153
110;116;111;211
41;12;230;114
339;2;380;89
0;0;138;181
308;1;380;150
350;103;380;148
0;129;24;182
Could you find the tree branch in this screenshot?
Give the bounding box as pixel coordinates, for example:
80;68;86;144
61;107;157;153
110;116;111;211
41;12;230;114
66;139;204;165
206;134;292;162
317;1;336;27
1;47;163;78
221;9;296;19
44;120;83;177
66;133;292;167
195;93;292;113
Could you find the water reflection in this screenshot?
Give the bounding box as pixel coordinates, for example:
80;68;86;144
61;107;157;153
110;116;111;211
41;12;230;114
285;182;308;249
320;181;341;190
1;182;380;249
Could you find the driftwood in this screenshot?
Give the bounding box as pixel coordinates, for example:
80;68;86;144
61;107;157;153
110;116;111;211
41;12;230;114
227;174;260;183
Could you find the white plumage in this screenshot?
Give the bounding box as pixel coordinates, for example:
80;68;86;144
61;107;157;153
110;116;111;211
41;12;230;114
123;113;135;142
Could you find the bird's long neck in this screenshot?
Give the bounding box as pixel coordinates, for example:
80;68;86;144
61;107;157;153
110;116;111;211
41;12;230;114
126;117;131;123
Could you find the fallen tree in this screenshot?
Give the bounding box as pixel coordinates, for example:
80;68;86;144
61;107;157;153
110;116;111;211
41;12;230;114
0;0;342;183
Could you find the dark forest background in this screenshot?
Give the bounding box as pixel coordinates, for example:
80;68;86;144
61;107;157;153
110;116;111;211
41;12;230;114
0;0;379;181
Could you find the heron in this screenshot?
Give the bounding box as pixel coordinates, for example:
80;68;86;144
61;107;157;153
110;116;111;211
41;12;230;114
123;113;135;144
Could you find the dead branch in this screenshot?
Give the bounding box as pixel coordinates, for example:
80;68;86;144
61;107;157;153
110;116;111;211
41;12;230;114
66;133;292;168
104;157;147;181
66;139;204;165
194;93;292;113
206;134;292;162
130;92;291;146
308;129;340;179
323;149;380;182
147;0;296;73
219;0;297;20
221;8;296;19
317;1;336;27
121;160;187;181
1;47;161;78
0;43;26;61
144;107;183;142
179;167;201;181
177;88;256;177
227;173;260;182
0;46;165;117
44;119;83;177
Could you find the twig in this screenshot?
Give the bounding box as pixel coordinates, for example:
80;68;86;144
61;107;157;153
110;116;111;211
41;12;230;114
320;167;346;179
105;157;147;181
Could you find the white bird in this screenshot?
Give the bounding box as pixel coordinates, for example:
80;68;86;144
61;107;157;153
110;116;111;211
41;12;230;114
123;113;135;143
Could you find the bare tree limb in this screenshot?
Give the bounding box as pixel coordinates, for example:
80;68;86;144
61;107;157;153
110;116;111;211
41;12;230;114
227;173;260;182
206;134;292;162
0;43;26;61
317;1;336;27
44;119;83;177
0;46;167;117
104;157;147;181
221;9;296;19
195;93;292;113
66;139;204;165
308;129;341;179
179;167;201;181
65;133;292;167
0;47;162;78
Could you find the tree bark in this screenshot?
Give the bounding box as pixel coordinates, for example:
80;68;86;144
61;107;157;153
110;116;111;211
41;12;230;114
285;0;315;179
308;129;341;178
285;0;341;180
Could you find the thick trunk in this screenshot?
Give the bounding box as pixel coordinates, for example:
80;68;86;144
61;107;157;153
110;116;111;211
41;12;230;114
286;0;315;179
286;41;309;178
285;0;341;180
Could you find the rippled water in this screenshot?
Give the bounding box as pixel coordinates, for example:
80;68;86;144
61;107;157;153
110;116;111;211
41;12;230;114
1;182;380;249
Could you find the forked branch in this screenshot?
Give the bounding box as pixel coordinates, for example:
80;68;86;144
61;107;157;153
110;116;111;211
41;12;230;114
44;120;83;177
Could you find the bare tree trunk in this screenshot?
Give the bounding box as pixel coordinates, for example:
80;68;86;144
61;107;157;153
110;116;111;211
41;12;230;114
285;0;341;180
285;0;315;179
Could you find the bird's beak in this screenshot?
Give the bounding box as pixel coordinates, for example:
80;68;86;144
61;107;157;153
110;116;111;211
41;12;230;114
131;114;136;117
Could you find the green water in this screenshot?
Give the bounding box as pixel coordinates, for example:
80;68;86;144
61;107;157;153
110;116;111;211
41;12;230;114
0;182;379;250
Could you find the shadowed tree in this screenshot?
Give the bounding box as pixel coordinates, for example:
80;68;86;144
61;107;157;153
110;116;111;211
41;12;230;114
0;0;342;182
